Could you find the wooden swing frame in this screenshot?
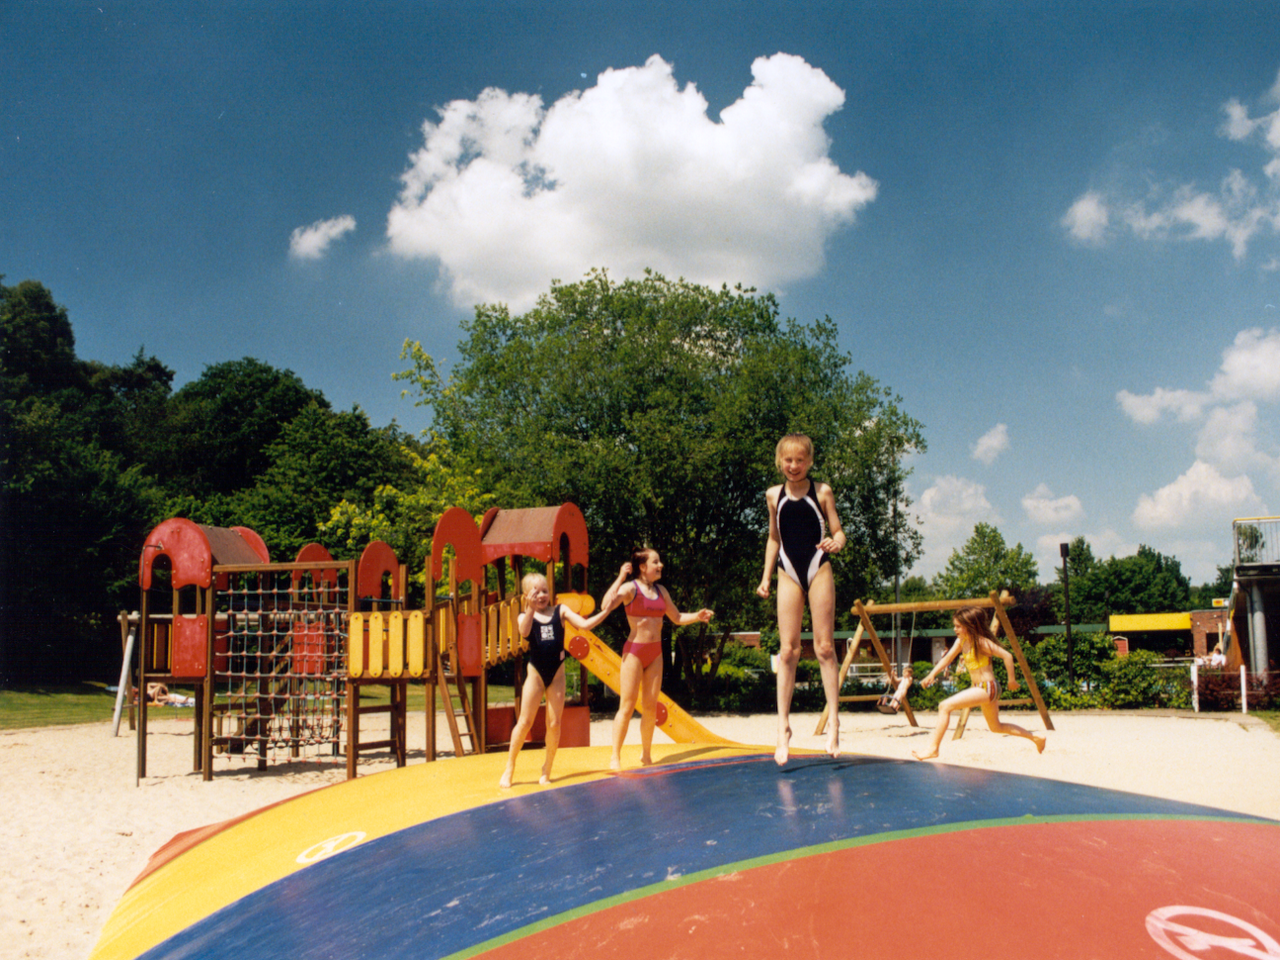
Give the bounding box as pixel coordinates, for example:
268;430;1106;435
832;590;1054;739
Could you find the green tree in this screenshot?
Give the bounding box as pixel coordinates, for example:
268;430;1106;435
1069;544;1191;623
931;522;1038;600
0;278;81;401
1191;564;1234;610
159;358;329;497
395;269;924;632
321;436;496;602
1;281;167;680
230;405;420;558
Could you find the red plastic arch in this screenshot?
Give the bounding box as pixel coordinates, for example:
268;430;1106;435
139;518;270;590
358;540;402;601
430;507;486;586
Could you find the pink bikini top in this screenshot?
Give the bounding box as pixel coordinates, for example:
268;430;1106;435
625;580;665;618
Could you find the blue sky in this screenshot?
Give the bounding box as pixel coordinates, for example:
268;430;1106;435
5;1;1280;585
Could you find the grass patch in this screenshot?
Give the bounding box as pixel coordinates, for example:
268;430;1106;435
1253;710;1280;736
0;681;519;731
0;682;198;730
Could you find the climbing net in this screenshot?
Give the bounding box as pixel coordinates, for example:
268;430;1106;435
211;567;350;765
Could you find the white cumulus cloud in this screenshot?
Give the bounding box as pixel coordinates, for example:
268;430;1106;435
1022;483;1084;526
970;423;1010;465
1061;67;1280;259
386;53;878;311
1132;461;1262;530
1061;190;1109;243
911;475;998;577
289;215;357;260
1120;327;1280;533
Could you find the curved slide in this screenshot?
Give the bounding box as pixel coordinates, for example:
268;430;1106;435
557;592;737;746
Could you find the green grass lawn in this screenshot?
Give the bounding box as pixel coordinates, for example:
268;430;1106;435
2;683;1276;734
0;681;518;731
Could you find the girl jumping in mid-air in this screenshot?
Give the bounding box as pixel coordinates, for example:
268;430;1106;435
499;572;613;789
912;605;1046;761
596;550;713;771
757;434;846;765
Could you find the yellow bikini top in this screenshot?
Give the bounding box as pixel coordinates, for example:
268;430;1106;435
962;644;990;673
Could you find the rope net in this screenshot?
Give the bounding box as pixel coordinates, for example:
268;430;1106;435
212;569;350;765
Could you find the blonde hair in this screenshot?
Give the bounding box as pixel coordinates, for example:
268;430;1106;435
775;433;814;471
521;572;548;594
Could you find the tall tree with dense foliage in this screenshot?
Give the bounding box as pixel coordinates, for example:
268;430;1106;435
1067;543;1192;623
396;269;925;629
931;522;1039;600
1;278;420;681
1;280;167;680
158;358;329;498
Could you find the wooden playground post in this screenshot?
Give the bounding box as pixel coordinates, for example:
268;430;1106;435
834;605;919;729
815;622;921;733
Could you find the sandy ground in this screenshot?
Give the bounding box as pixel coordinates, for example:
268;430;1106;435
4;707;1279;960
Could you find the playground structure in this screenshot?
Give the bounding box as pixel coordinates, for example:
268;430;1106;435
126;505;729;781
816;590;1053;739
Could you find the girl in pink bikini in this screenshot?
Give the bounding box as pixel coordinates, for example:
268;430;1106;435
597;549;713;771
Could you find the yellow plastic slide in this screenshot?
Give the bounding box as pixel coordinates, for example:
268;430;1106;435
557;592;737;746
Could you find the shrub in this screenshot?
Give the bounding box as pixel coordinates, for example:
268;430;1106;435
1197;667;1280;711
1099;649;1191;709
1197;668;1242;711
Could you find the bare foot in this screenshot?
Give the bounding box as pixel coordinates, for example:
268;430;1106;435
775;726;791;766
912;749;938;761
609;755;622;772
499;770;513;789
1033;734;1046;754
640;754;654;766
539;771;551;785
826;727;840;759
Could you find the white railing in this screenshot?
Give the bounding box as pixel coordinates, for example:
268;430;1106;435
1233;516;1280;566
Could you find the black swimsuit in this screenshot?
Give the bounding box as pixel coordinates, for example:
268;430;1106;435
527;605;566;686
777;479;829;590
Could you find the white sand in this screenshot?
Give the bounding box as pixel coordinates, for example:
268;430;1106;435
4;708;1278;960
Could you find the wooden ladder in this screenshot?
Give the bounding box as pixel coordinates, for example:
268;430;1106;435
437;643;478;756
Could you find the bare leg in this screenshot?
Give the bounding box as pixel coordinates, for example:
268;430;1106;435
540;669;567;783
500;671;547;788
638;657;664;765
913;686;988;761
611;653;643;771
774;573;806;766
980;702;1047;753
808;565;840;758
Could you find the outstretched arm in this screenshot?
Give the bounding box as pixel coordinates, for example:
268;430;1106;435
661;586;713;626
757;487;781;598
565;602;613;633
920;640;961;688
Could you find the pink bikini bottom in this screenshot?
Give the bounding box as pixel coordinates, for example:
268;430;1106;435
622;640;662;669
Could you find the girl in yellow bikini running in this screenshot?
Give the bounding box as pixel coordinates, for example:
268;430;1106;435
912;605;1046;760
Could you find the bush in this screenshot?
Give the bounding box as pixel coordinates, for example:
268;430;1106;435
1099;649;1191;709
1197;668;1242;711
1027;631;1114;692
1197;667;1280;711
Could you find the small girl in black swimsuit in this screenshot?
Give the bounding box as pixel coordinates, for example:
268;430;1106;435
757;434;847;765
499;572;613;789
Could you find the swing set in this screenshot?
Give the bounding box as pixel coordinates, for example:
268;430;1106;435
815;590;1054;738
